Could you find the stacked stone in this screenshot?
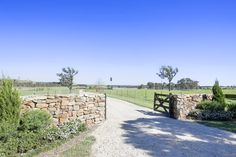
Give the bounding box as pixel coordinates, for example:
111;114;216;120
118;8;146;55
171;94;212;120
21;94;106;127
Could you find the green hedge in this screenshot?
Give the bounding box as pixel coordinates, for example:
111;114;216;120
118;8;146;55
196;101;225;112
227;103;236;118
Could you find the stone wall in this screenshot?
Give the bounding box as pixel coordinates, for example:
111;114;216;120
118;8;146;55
170;94;212;120
21;93;106;126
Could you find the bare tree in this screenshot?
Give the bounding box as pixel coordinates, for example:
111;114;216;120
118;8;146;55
57;67;78;93
157;66;178;91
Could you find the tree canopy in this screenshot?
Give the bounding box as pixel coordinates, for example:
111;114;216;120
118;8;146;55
157;66;178;91
57;67;78;93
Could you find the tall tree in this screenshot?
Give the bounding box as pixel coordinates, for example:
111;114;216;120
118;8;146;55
0;80;21;138
157;66;178;91
57;67;78;93
212;80;225;105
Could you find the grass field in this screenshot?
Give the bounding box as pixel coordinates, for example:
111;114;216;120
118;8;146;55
99;88;236;109
18;86;81;96
18;87;236;109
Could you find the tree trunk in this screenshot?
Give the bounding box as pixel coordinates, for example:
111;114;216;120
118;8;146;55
168;81;171;91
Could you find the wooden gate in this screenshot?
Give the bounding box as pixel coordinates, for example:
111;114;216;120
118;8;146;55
153;93;171;113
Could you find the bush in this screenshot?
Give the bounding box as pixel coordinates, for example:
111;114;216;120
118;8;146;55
43;119;86;142
0;116;86;156
58;119;85;139
17;131;42;154
188;109;233;121
19;110;53;132
196;101;225;112
227;103;236;118
212;80;225;105
0;137;18;157
0;80;21;139
43;127;62;142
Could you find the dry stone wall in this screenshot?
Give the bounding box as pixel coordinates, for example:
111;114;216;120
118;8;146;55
21;93;106;126
170;94;212;119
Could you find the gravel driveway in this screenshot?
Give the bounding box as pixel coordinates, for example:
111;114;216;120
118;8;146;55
91;98;236;157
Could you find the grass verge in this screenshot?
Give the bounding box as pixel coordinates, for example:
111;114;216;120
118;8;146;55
196;120;236;133
60;136;96;157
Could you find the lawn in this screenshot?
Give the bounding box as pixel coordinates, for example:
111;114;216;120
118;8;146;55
100;88;236;109
196;120;236;133
18;86;81;96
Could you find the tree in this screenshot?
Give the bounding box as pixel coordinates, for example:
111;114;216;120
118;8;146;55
138;84;146;89
212;80;225;105
57;67;78;93
147;82;155;89
157;66;178;91
0;80;21;138
176;78;199;89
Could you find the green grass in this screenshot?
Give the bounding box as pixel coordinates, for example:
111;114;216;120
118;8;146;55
18;86;81;96
99;88;236;109
23;140;66;157
60;136;96;157
196;120;236;133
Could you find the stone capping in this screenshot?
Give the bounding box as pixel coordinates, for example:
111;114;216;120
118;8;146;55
21;93;106;127
170;94;212;120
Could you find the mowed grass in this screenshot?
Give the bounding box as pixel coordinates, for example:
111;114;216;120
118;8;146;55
60;136;96;157
102;88;236;109
18;87;236;108
18;86;81;96
196;120;236;133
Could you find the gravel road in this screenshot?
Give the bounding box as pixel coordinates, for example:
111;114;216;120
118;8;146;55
91;98;236;157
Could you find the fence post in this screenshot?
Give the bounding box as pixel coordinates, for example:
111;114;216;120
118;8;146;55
169;93;176;119
105;93;107;120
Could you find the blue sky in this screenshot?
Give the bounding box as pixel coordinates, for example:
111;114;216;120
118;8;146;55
0;0;236;85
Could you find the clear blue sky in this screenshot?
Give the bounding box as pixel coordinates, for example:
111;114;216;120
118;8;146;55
0;0;236;86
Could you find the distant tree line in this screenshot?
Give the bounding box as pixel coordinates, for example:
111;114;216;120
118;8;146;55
145;78;199;90
0;79;61;87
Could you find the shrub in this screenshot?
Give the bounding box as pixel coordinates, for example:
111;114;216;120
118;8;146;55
58;119;85;139
188;109;233;121
0;116;86;156
196;101;225;112
19;110;53;132
0;80;21;139
43;119;86;141
212;80;225;105
17;131;42;154
0;137;18;157
43;127;61;142
227;103;236;118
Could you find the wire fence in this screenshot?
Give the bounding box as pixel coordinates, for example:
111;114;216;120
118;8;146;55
103;89;155;109
18;87;82;96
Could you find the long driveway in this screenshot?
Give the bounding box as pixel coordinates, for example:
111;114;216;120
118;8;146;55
91;98;236;157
